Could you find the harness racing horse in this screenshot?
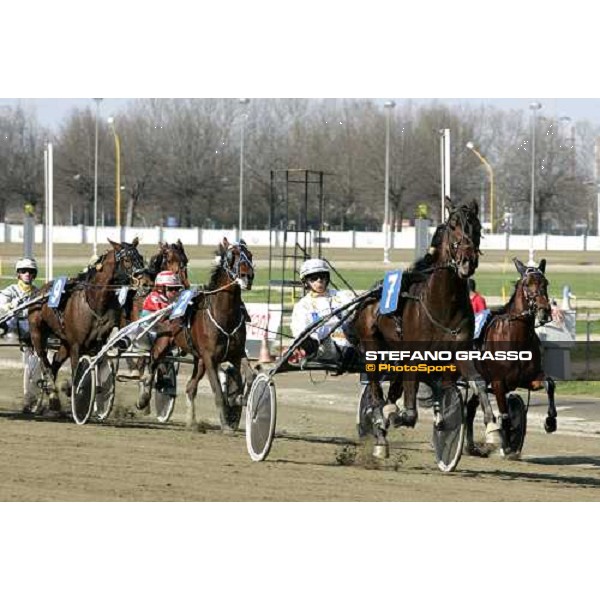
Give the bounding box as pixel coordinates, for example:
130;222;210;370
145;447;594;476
140;238;255;432
27;239;145;414
465;257;554;457
122;240;190;379
350;199;481;457
128;239;191;323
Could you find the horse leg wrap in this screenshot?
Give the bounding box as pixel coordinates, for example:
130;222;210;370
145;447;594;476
485;421;502;446
372;442;390;459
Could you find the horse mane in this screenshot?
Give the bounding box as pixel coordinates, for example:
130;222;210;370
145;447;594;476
207;244;226;291
147;251;163;275
495;280;519;316
206;264;221;290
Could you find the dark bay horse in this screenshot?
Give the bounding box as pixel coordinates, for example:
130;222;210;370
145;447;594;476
465;257;554;456
28;239;145;413
141;238;254;432
122;240;190;379
351;199;481;455
127;240;190;323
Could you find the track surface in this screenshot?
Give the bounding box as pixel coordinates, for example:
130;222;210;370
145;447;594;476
1;345;599;501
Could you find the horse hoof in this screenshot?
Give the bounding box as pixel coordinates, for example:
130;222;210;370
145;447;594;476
373;443;389;459
44;409;63;419
393;410;418;429
465;444;489;458
382;403;399;420
544;417;557;434
499;447;521;460
136;393;150;410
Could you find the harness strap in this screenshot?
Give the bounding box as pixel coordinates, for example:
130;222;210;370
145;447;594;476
206;308;245;360
401;292;468;338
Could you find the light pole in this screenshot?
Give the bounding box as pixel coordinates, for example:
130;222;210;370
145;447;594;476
383;100;395;264
529;101;542;266
107;116;121;227
466;141;495;233
93;98;103;256
595;137;600;237
238;98;250;238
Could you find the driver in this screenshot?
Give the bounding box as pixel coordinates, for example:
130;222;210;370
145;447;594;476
290;258;355;367
115;270;183;351
0;258;43;413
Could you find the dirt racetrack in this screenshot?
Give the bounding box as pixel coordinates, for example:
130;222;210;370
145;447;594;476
1;344;600;501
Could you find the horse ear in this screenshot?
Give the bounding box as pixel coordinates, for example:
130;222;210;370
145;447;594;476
469;199;479;215
131;236;139;247
222;236;229;247
539;258;546;273
513;257;526;276
108;239;121;250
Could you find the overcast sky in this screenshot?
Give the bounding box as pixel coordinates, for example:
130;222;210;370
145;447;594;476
3;97;600;130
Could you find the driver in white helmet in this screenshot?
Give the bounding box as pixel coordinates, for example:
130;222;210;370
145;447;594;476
290;258;355;365
0;258;42;412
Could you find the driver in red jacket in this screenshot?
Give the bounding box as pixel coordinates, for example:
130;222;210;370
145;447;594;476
141;270;183;315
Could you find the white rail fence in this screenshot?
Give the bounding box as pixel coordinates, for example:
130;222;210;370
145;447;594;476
2;222;600;252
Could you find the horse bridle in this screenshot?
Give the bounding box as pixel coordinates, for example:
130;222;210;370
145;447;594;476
114;244;145;284
520;267;549;319
439;225;476;273
221;243;254;284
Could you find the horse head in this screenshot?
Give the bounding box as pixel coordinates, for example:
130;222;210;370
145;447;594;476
438;220;477;279
161;240;190;288
107;237;145;285
446;197;482;268
215;237;254;290
514;258;551;325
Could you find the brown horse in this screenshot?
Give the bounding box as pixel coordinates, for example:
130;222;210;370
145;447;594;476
28;239;145;414
141;238;254;431
127;240;190;323
351;199;481;455
122;240;190;379
465;257;554;456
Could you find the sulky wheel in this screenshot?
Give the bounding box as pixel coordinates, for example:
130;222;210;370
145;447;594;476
356;384;375;438
154;361;178;423
71;355;96;425
431;384;465;473
94;357;116;421
245;372;277;462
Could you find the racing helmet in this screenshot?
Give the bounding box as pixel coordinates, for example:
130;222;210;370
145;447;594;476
299;258;330;281
155;270;182;288
15;257;38;274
